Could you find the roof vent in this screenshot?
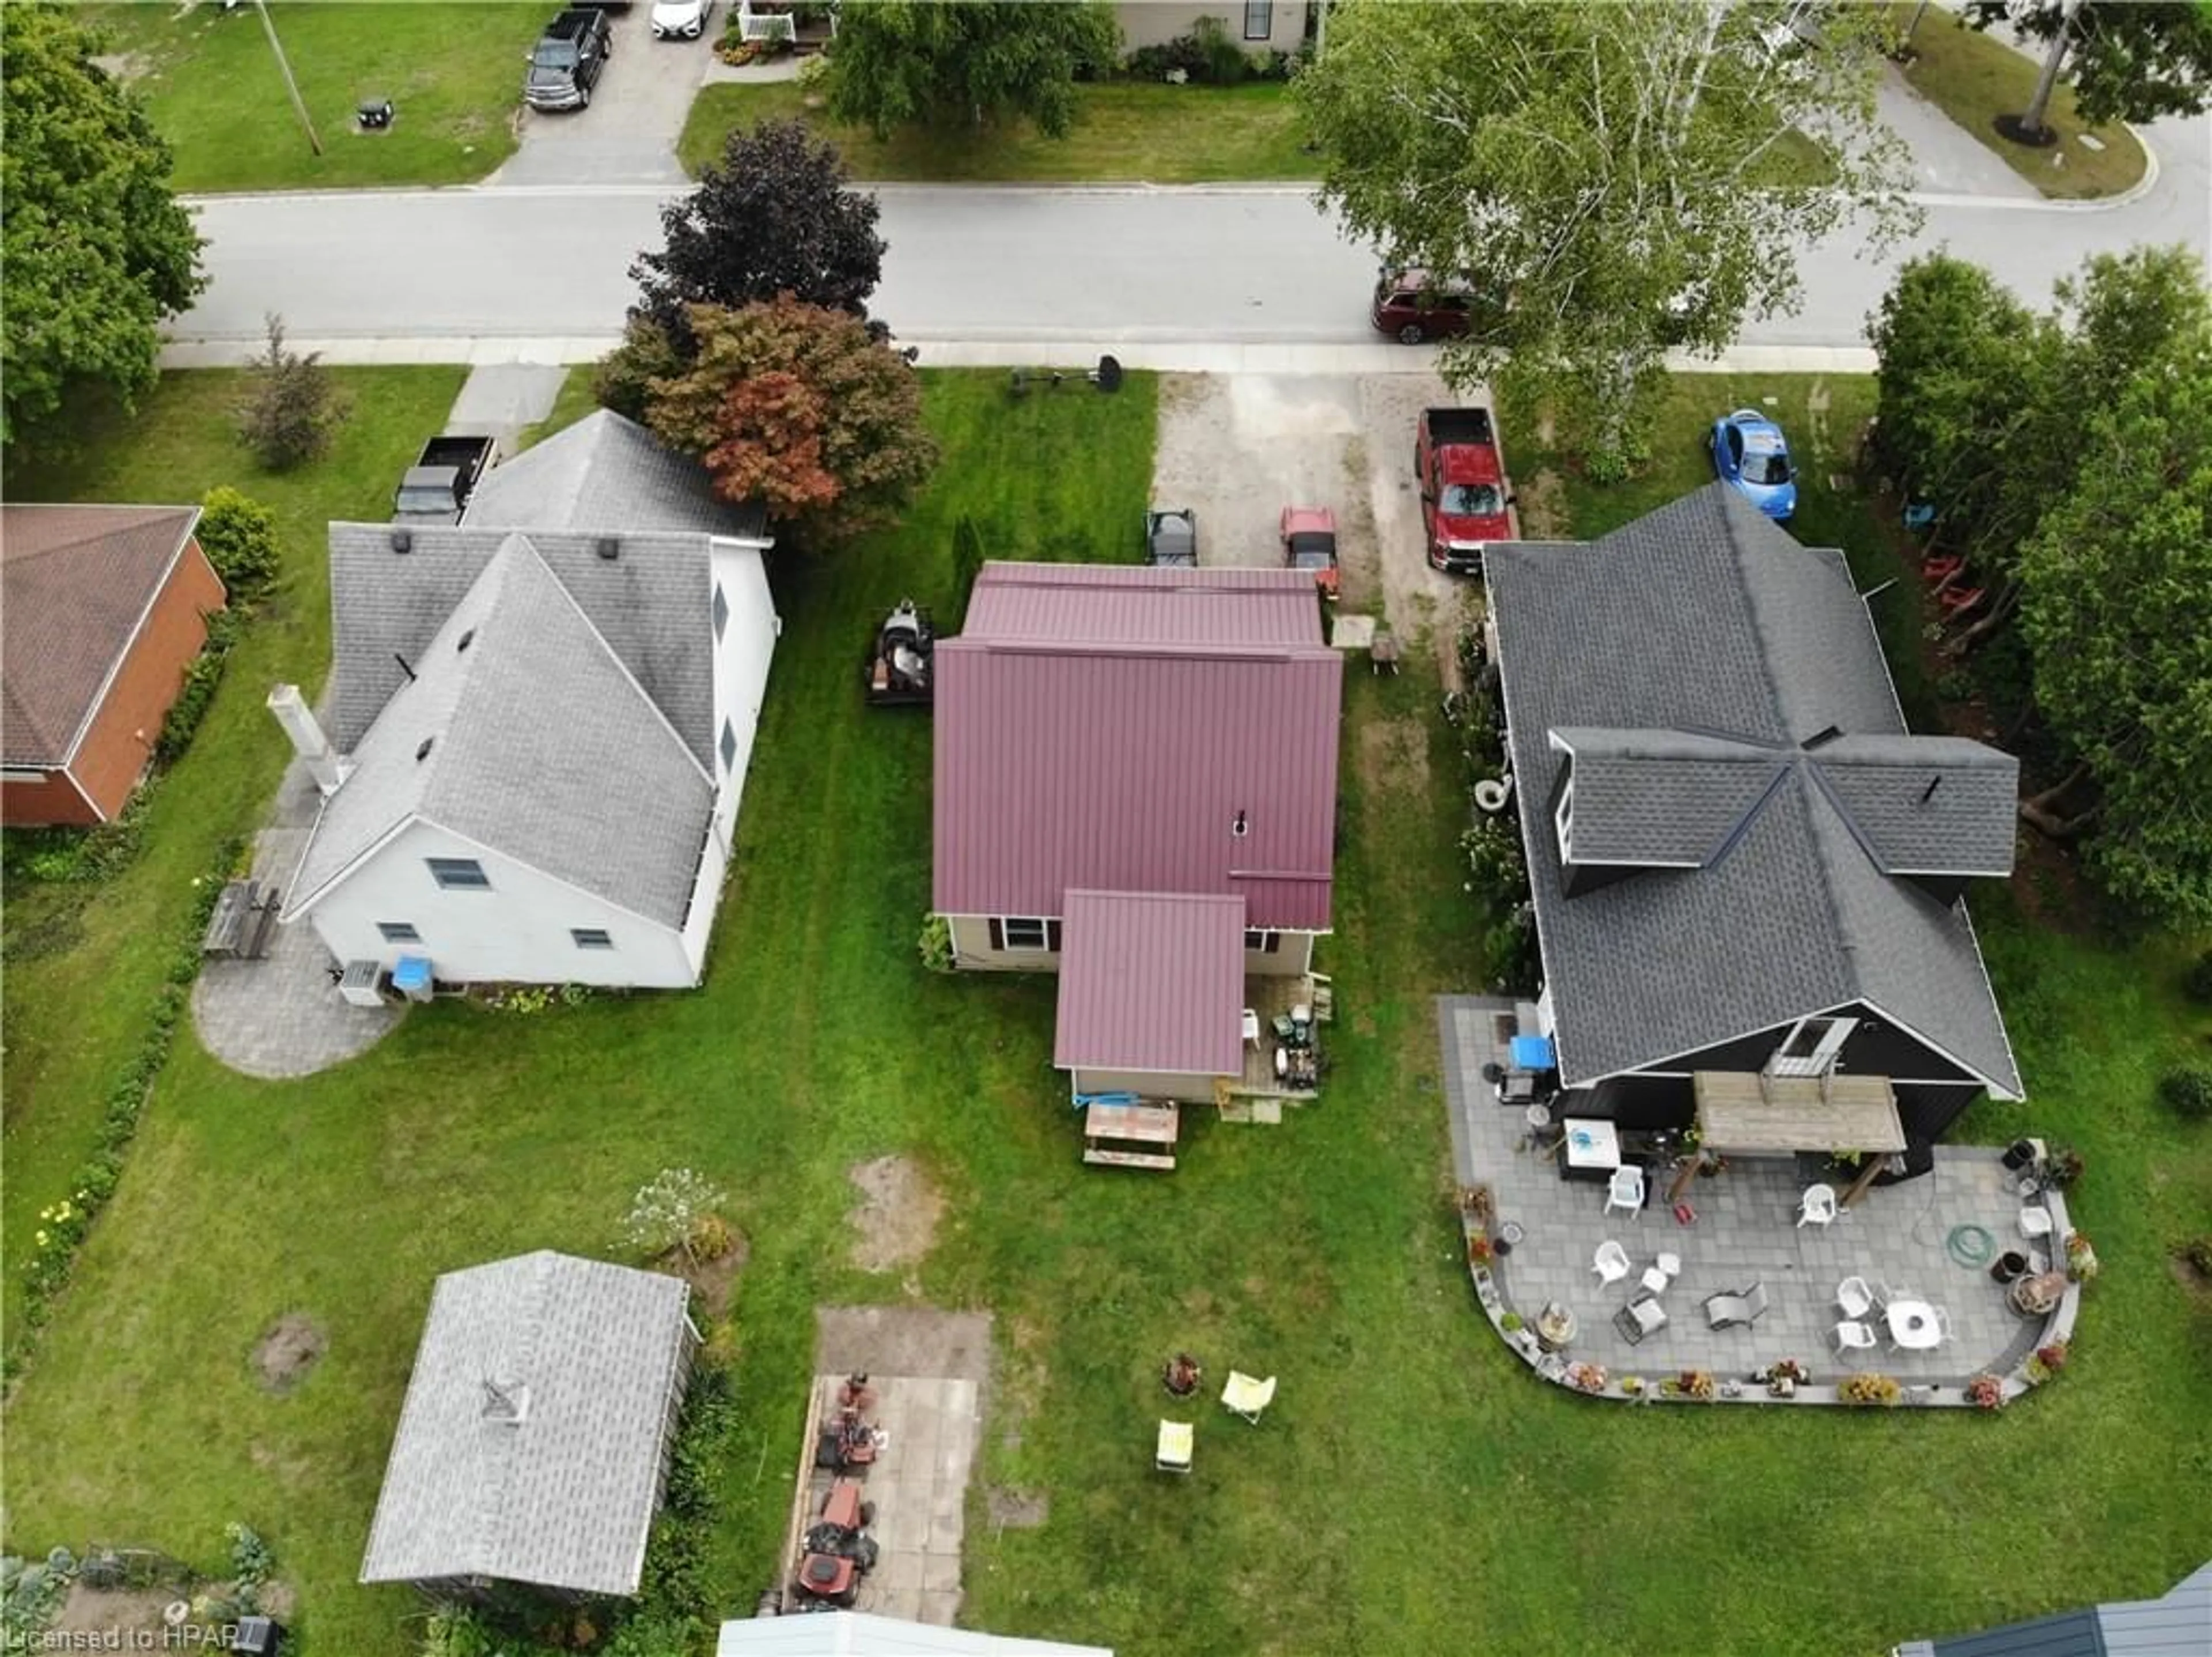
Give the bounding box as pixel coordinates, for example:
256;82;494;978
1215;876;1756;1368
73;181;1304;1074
457;629;475;653
1232;809;1249;839
596;536;620;562
1921;774;1944;804
415;737;434;763
480;1377;530;1425
1802;725;1842;750
391;529;413;555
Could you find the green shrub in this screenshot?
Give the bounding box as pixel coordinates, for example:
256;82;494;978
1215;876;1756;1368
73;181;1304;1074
196;486;282;598
1124;16;1270;84
155;610;241;763
2183;949;2212;1006
236;314;351;470
2157;1067;2212;1121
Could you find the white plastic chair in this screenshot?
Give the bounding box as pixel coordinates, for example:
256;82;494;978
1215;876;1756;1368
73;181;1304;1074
1241;1009;1262;1051
1931;1306;1953;1346
1833;1319;1877;1359
1592;1239;1631;1286
1797;1183;1838;1228
1836;1275;1876;1319
1604;1164;1646;1219
1220;1372;1277;1425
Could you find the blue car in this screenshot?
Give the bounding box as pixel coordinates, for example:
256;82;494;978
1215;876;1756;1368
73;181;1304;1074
1709;409;1797;521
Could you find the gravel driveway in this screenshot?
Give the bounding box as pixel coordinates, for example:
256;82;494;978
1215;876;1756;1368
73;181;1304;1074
1150;372;1488;667
490;4;714;187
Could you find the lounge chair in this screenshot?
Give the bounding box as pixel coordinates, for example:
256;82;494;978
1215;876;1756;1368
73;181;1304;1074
1702;1283;1770;1330
1613;1293;1668;1345
1156;1420;1193;1474
1220;1372;1277;1425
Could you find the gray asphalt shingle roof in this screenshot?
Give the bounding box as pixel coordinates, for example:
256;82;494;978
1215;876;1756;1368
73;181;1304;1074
360;1251;693;1598
1486;485;2022;1098
289;535;714;928
325;524;721;773
464;409;768;543
1897;1561;2212;1656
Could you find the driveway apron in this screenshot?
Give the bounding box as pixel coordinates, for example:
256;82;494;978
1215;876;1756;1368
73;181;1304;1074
490;5;713;187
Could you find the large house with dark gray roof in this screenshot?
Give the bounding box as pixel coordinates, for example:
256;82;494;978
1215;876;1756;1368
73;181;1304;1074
1485;484;2022;1147
361;1250;697;1600
274;411;777;988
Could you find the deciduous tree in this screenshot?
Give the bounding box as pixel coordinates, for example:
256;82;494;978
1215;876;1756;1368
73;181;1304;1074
1;5;206;455
824;0;1119;139
608;298;937;543
2014;338;2212;920
631;118;884;341
1965;1;2212;135
236;315;351;471
1295;0;1916;467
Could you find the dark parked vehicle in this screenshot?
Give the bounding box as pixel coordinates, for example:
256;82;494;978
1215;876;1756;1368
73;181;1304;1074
525;9;612;111
393;435;498;525
1145;507;1197;567
1371;267;1482;346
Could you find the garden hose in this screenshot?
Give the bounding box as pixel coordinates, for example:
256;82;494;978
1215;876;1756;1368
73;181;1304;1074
1946;1223;1996;1267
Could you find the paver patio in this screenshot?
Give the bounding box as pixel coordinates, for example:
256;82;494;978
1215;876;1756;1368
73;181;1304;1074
1438;996;2074;1402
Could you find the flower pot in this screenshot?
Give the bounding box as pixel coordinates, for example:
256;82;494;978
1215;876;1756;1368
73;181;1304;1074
1990;1250;2030;1285
2002;1138;2036;1172
1497;1220;1525;1256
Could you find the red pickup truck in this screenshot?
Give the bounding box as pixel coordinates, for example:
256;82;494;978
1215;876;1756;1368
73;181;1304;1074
1414;407;1516;575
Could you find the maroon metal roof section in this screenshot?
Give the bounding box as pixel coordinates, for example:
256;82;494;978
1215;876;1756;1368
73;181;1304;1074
934;562;1343;930
1054;890;1247;1076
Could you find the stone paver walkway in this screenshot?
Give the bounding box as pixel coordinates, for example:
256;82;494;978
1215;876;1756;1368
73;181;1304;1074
192;754;401;1079
1440;996;2075;1403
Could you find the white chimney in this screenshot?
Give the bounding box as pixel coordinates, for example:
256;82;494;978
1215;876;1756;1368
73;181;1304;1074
267;683;348;795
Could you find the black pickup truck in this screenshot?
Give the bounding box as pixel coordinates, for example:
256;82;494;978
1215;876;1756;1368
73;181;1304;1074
393;435;498;525
525;8;612;111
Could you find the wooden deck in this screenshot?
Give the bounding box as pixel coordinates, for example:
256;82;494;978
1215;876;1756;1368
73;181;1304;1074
1226;973;1330;1104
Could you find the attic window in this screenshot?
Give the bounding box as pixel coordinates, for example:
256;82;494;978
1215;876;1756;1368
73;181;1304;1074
415;737;435;763
712;583;729;642
457;629;475;653
1554;775;1574;864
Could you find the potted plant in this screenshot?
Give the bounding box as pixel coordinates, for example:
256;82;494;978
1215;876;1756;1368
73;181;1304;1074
1565;1361;1608;1394
2042;1144;2086;1189
2063;1231;2099;1282
1838;1372;1901;1408
2024;1340;2069;1384
1676;1368;1715;1402
1499;1311;1524;1334
1466;1232;1495;1268
1965;1373;2007;1411
1618;1375;1645;1397
1764;1357;1806;1397
1456;1183;1495;1224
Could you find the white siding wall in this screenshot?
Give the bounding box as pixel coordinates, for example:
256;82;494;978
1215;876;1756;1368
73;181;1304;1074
300;819;697;988
1072;1066;1223;1103
1115;1;1306;54
679;827;729;983
706;540;778;842
946;914;1319;976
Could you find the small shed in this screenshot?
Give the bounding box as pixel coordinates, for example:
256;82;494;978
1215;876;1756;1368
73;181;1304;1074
360;1250;698;1600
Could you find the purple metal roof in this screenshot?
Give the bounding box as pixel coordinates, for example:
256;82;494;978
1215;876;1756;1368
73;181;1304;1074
1054;891;1247;1076
963;562;1328;650
933;564;1343;931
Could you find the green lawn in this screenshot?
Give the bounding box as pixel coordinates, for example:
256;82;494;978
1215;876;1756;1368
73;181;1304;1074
680;80;1311;182
1891;3;2147;200
0;369;467;1357
84;2;540;193
4;369;2209;1657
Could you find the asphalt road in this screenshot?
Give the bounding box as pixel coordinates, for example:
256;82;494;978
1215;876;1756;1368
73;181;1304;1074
177;114;2207;356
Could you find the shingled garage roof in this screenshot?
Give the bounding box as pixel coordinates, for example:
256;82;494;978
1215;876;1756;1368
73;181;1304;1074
286;535;715;929
933;563;1343;932
360;1251;693;1598
1897;1561;2212;1657
463;409;768;543
1486;485;2023;1098
2;504;202;767
1055;890;1247;1077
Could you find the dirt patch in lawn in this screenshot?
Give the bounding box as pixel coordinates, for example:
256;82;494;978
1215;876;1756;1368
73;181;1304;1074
847;1155;944;1274
668;1231;751;1321
1358;715;1431;797
54;1585;186;1641
252;1314;325;1394
1513;468;1570;539
986;1486;1050;1529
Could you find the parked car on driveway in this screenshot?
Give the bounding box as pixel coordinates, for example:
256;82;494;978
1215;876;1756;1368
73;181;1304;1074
1145;508;1197;567
1281;506;1340;599
525;8;612;111
1708;408;1798;521
651;0;713;39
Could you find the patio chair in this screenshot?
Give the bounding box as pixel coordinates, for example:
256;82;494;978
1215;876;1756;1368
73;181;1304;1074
1612;1293;1668;1345
1796;1183;1838;1229
1833;1319;1878;1359
1592;1239;1631;1287
1604;1164;1646;1219
1702;1283;1770;1331
2018;1205;2054;1240
1931;1306;1953;1345
1220;1372;1277;1425
1836;1275;1876;1320
1156;1420;1194;1474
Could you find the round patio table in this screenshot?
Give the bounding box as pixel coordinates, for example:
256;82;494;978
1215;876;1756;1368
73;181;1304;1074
1885;1300;1941;1350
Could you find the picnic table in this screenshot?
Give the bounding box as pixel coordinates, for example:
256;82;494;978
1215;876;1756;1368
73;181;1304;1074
201;879;281;960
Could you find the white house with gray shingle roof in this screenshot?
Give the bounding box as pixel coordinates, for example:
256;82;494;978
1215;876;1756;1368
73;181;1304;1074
1485;485;2023;1149
361;1250;697;1599
276;411;777;988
